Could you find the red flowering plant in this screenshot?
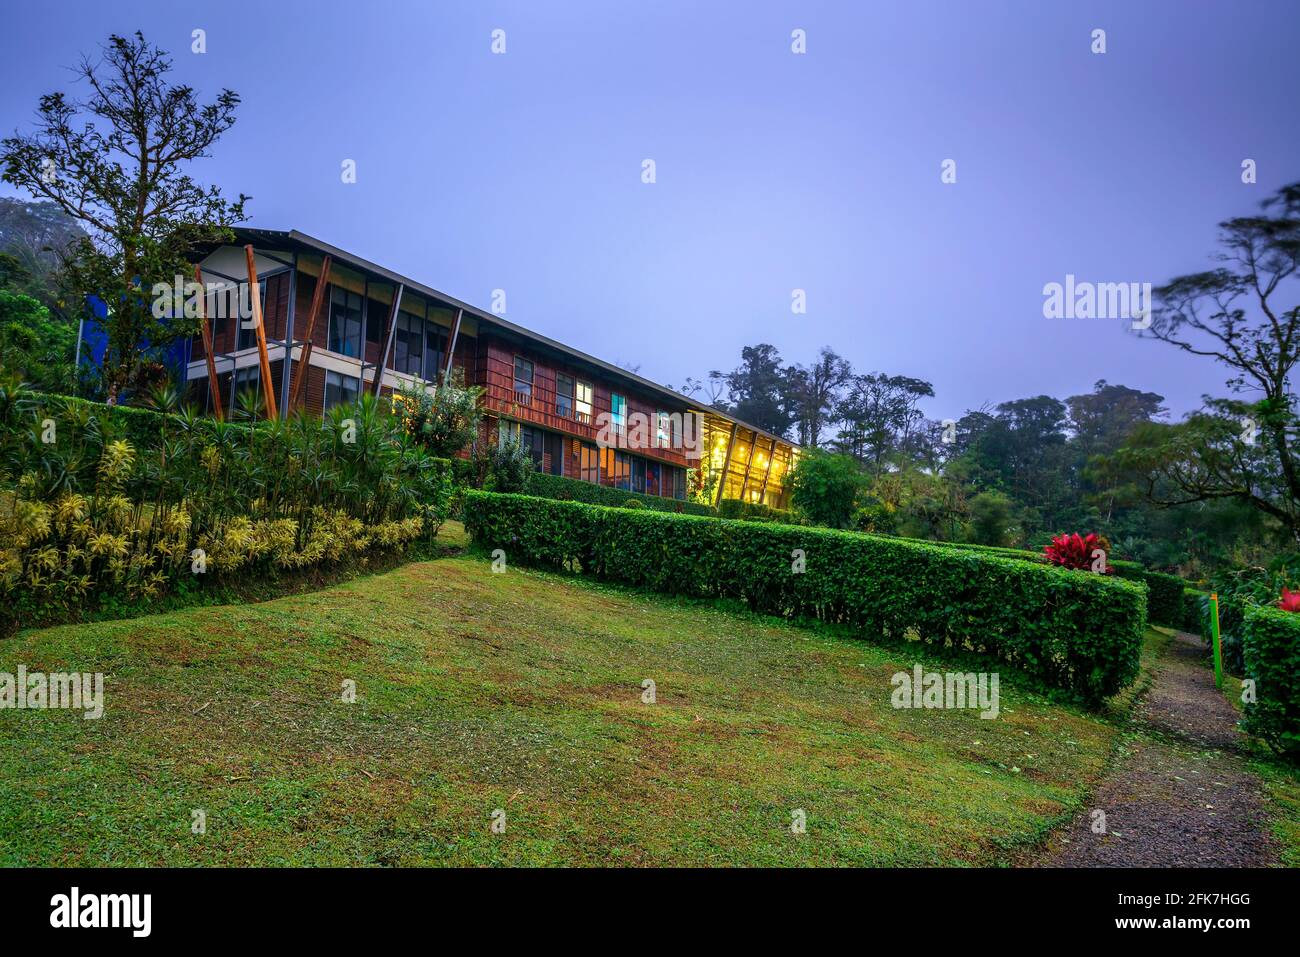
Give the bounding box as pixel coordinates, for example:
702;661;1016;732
1276;587;1300;612
1043;532;1113;574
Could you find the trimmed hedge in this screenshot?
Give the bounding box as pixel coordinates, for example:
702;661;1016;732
524;470;715;516
30;391;176;453
1241;605;1300;758
1111;561;1185;628
463;491;1148;703
1180;587;1209;637
718;498;798;524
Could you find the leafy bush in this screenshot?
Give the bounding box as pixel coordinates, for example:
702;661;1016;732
1110;562;1184;628
718;497;798;524
1181;587;1208;636
524;470;715;516
788;450;867;529
486;438;533;493
391;368;482;458
1044;532;1112;573
462;491;1148;703
1241;605;1300;759
1;383;452;628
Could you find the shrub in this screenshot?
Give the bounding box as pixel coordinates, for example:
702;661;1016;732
1;386;453;629
788;451;868;529
718;497;798;524
1241;605;1300;759
486;438;533;493
622;498;645;509
523;470;715;516
1111;562;1184;628
1044;532;1112;573
1181;587;1208;636
391;368;482;458
462;491;1148;703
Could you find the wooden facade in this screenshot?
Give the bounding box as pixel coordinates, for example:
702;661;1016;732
184;230;797;507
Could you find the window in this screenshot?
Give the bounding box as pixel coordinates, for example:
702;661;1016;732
555;373;574;418
236;279;267;351
630;456;646;494
656;411;671;449
610;393;626;434
580;442;600;483
393;309;425;376
645;460;660;497
324;369;360;410
575;380;593;422
609;450;631;490
513;357;534;400
423;322;446;383
672;466;686;500
328;286;364;357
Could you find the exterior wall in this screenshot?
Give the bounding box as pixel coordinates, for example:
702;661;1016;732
183;242;796;506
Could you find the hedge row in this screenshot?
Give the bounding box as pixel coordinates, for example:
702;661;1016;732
1181;587;1209;636
717;498;799;524
1110;562;1186;628
894;536;1190;630
524;471;715;515
462;491;1148;703
1241;606;1300;759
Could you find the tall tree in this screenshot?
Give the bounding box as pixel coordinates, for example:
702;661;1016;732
834;373;934;476
1;32;246;403
719;343;794;437
785;346;852;448
1127;181;1300;538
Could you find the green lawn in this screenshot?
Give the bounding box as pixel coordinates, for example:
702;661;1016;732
1;541;1144;866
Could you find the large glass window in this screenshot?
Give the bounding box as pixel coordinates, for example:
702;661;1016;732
575;381;593;422
580;442;599;483
236;279;267;351
514;357;534;399
630;456;646;494
656;411;671;448
556;373;574;418
324;369;360;410
394;308;427;376
328;286;364;357
233;366;261;406
608;450;631;490
645;460;660;497
423;322;446;383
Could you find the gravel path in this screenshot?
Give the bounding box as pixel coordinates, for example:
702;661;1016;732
1032;630;1281;867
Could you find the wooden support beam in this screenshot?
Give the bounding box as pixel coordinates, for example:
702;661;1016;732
714;421;738;506
370;283;405;396
737;428;759;500
287;254;332;413
193;264;224;421
757;436;777;503
243;245;277;420
443;308;464;384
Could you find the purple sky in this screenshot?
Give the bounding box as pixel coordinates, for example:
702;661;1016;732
4;0;1298;421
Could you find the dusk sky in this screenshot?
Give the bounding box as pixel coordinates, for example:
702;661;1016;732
4;0;1298;422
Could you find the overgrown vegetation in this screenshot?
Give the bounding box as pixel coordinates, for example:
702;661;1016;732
0;379;451;632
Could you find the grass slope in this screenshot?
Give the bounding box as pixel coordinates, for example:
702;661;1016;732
2;548;1145;866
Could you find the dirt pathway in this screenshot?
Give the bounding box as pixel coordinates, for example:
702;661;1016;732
1032;630;1281;867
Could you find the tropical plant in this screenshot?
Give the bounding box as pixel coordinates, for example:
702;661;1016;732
788;450;867;529
1043;532;1113;573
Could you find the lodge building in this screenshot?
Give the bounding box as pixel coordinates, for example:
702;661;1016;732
182;229;797;507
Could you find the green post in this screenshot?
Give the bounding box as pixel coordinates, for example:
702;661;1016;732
1209;592;1224;689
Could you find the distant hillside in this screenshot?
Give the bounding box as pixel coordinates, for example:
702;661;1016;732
0;197;87;302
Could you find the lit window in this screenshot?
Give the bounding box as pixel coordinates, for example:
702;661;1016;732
575;381;593;421
610;393;626;433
